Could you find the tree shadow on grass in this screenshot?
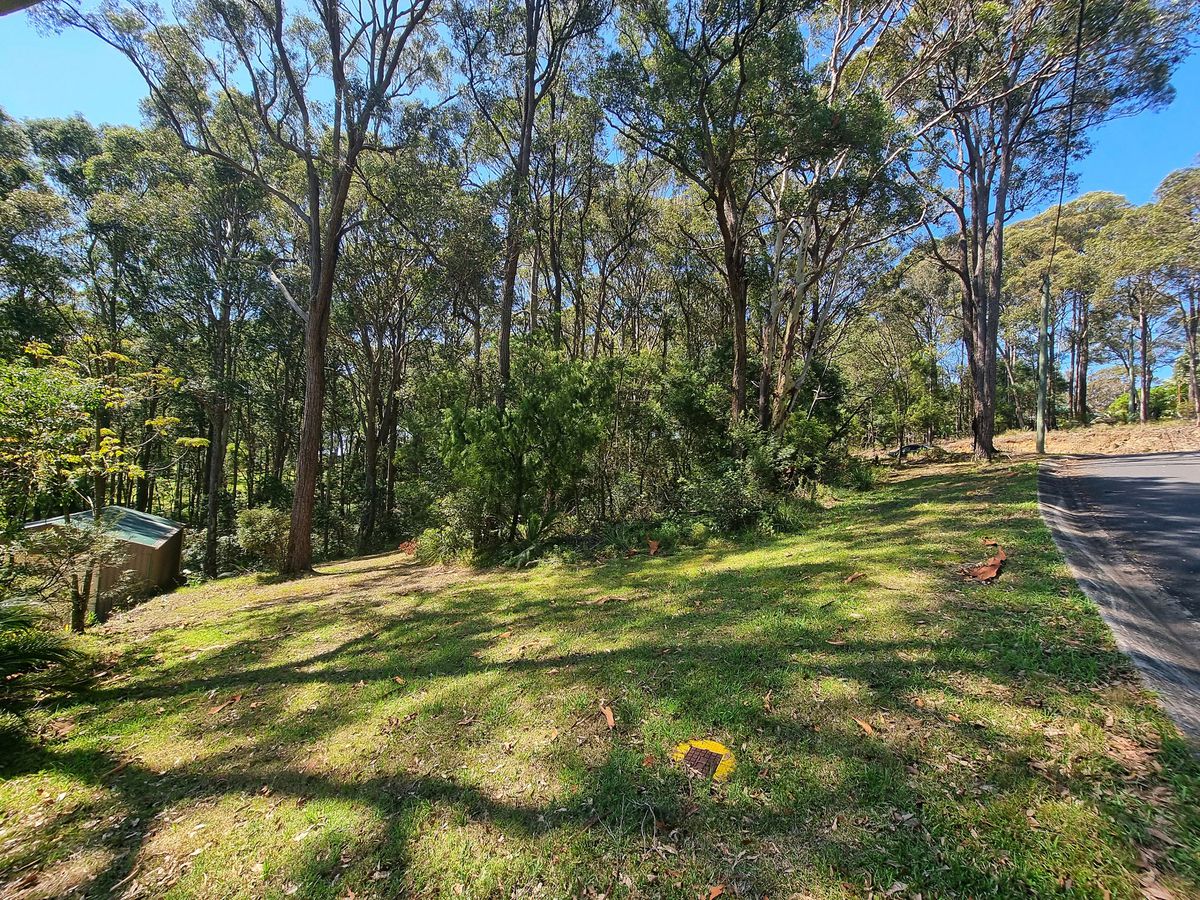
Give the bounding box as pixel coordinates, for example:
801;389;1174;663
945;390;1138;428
4;466;1199;898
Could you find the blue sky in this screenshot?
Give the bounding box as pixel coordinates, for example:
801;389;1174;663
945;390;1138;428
1;9;1198;207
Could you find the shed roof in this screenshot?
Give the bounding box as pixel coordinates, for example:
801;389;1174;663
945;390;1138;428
25;506;184;549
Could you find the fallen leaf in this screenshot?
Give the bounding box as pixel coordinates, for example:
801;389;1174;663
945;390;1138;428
763;690;773;712
642;753;656;767
393;676;405;685
208;694;242;715
853;717;875;736
845;572;867;584
103;759;132;778
498;630;513;639
706;886;726;900
964;551;1004;581
600;703;615;729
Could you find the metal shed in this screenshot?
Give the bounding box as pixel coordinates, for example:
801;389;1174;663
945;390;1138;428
24;506;185;606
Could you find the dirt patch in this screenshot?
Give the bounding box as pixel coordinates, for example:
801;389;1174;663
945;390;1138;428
942;421;1200;459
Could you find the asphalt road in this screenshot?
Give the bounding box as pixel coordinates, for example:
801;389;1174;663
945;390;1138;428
1040;452;1200;742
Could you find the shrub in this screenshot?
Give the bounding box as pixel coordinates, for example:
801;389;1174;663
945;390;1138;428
236;507;291;570
685;520;711;546
442;337;614;548
649;520;683;553
414;525;472;564
841;457;879;490
252;475;294;509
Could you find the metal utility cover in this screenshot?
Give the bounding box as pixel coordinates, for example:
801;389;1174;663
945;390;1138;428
682;745;723;778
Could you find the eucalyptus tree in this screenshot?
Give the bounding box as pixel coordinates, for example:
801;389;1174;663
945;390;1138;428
528;87;604;351
1153;168;1200;424
45;0;438;573
0;109;71;355
604;0;834;421
336;201;441;552
1093;203;1179;423
755;0;963;436
451;0;610;410
901;0;1189;457
134;136;273;576
1003;192;1129;423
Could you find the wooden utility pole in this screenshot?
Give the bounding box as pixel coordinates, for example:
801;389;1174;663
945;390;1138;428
1036;274;1051;455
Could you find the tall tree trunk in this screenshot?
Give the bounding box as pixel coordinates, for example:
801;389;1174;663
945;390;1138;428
1048;320;1058;430
770;228;811;434
1183;290;1200;425
1139;300;1151;424
358;424;378;555
285;156;358;574
715;187;748;421
1078;296;1090;423
496;0;539;413
134;398;157;511
286;228;335;571
1127;323;1139;422
1001;343;1026;429
203;405;229;577
203;298;232;578
1067;299;1078;421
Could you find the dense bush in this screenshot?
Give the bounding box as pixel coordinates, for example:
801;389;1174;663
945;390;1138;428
442;338;614;549
401;345;874;565
1106;384;1178;422
235;507;291;570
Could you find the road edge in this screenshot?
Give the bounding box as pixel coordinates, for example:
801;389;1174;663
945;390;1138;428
1038;456;1200;743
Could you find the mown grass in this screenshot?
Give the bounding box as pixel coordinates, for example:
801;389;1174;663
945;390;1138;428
2;461;1198;899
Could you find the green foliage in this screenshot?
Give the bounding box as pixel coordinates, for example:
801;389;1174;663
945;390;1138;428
414;525;472;565
251;476;293;511
1106;383;1177;422
0;600;82;713
235;507;291;571
442;338;614;548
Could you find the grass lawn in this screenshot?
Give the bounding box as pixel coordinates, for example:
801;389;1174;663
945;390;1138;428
2;461;1198;899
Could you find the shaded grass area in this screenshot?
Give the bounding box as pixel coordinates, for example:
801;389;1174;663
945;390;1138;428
2;462;1198;898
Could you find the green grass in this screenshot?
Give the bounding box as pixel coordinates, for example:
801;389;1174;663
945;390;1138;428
2;461;1198;899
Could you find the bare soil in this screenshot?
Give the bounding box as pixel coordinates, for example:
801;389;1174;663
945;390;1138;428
942;420;1200;459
